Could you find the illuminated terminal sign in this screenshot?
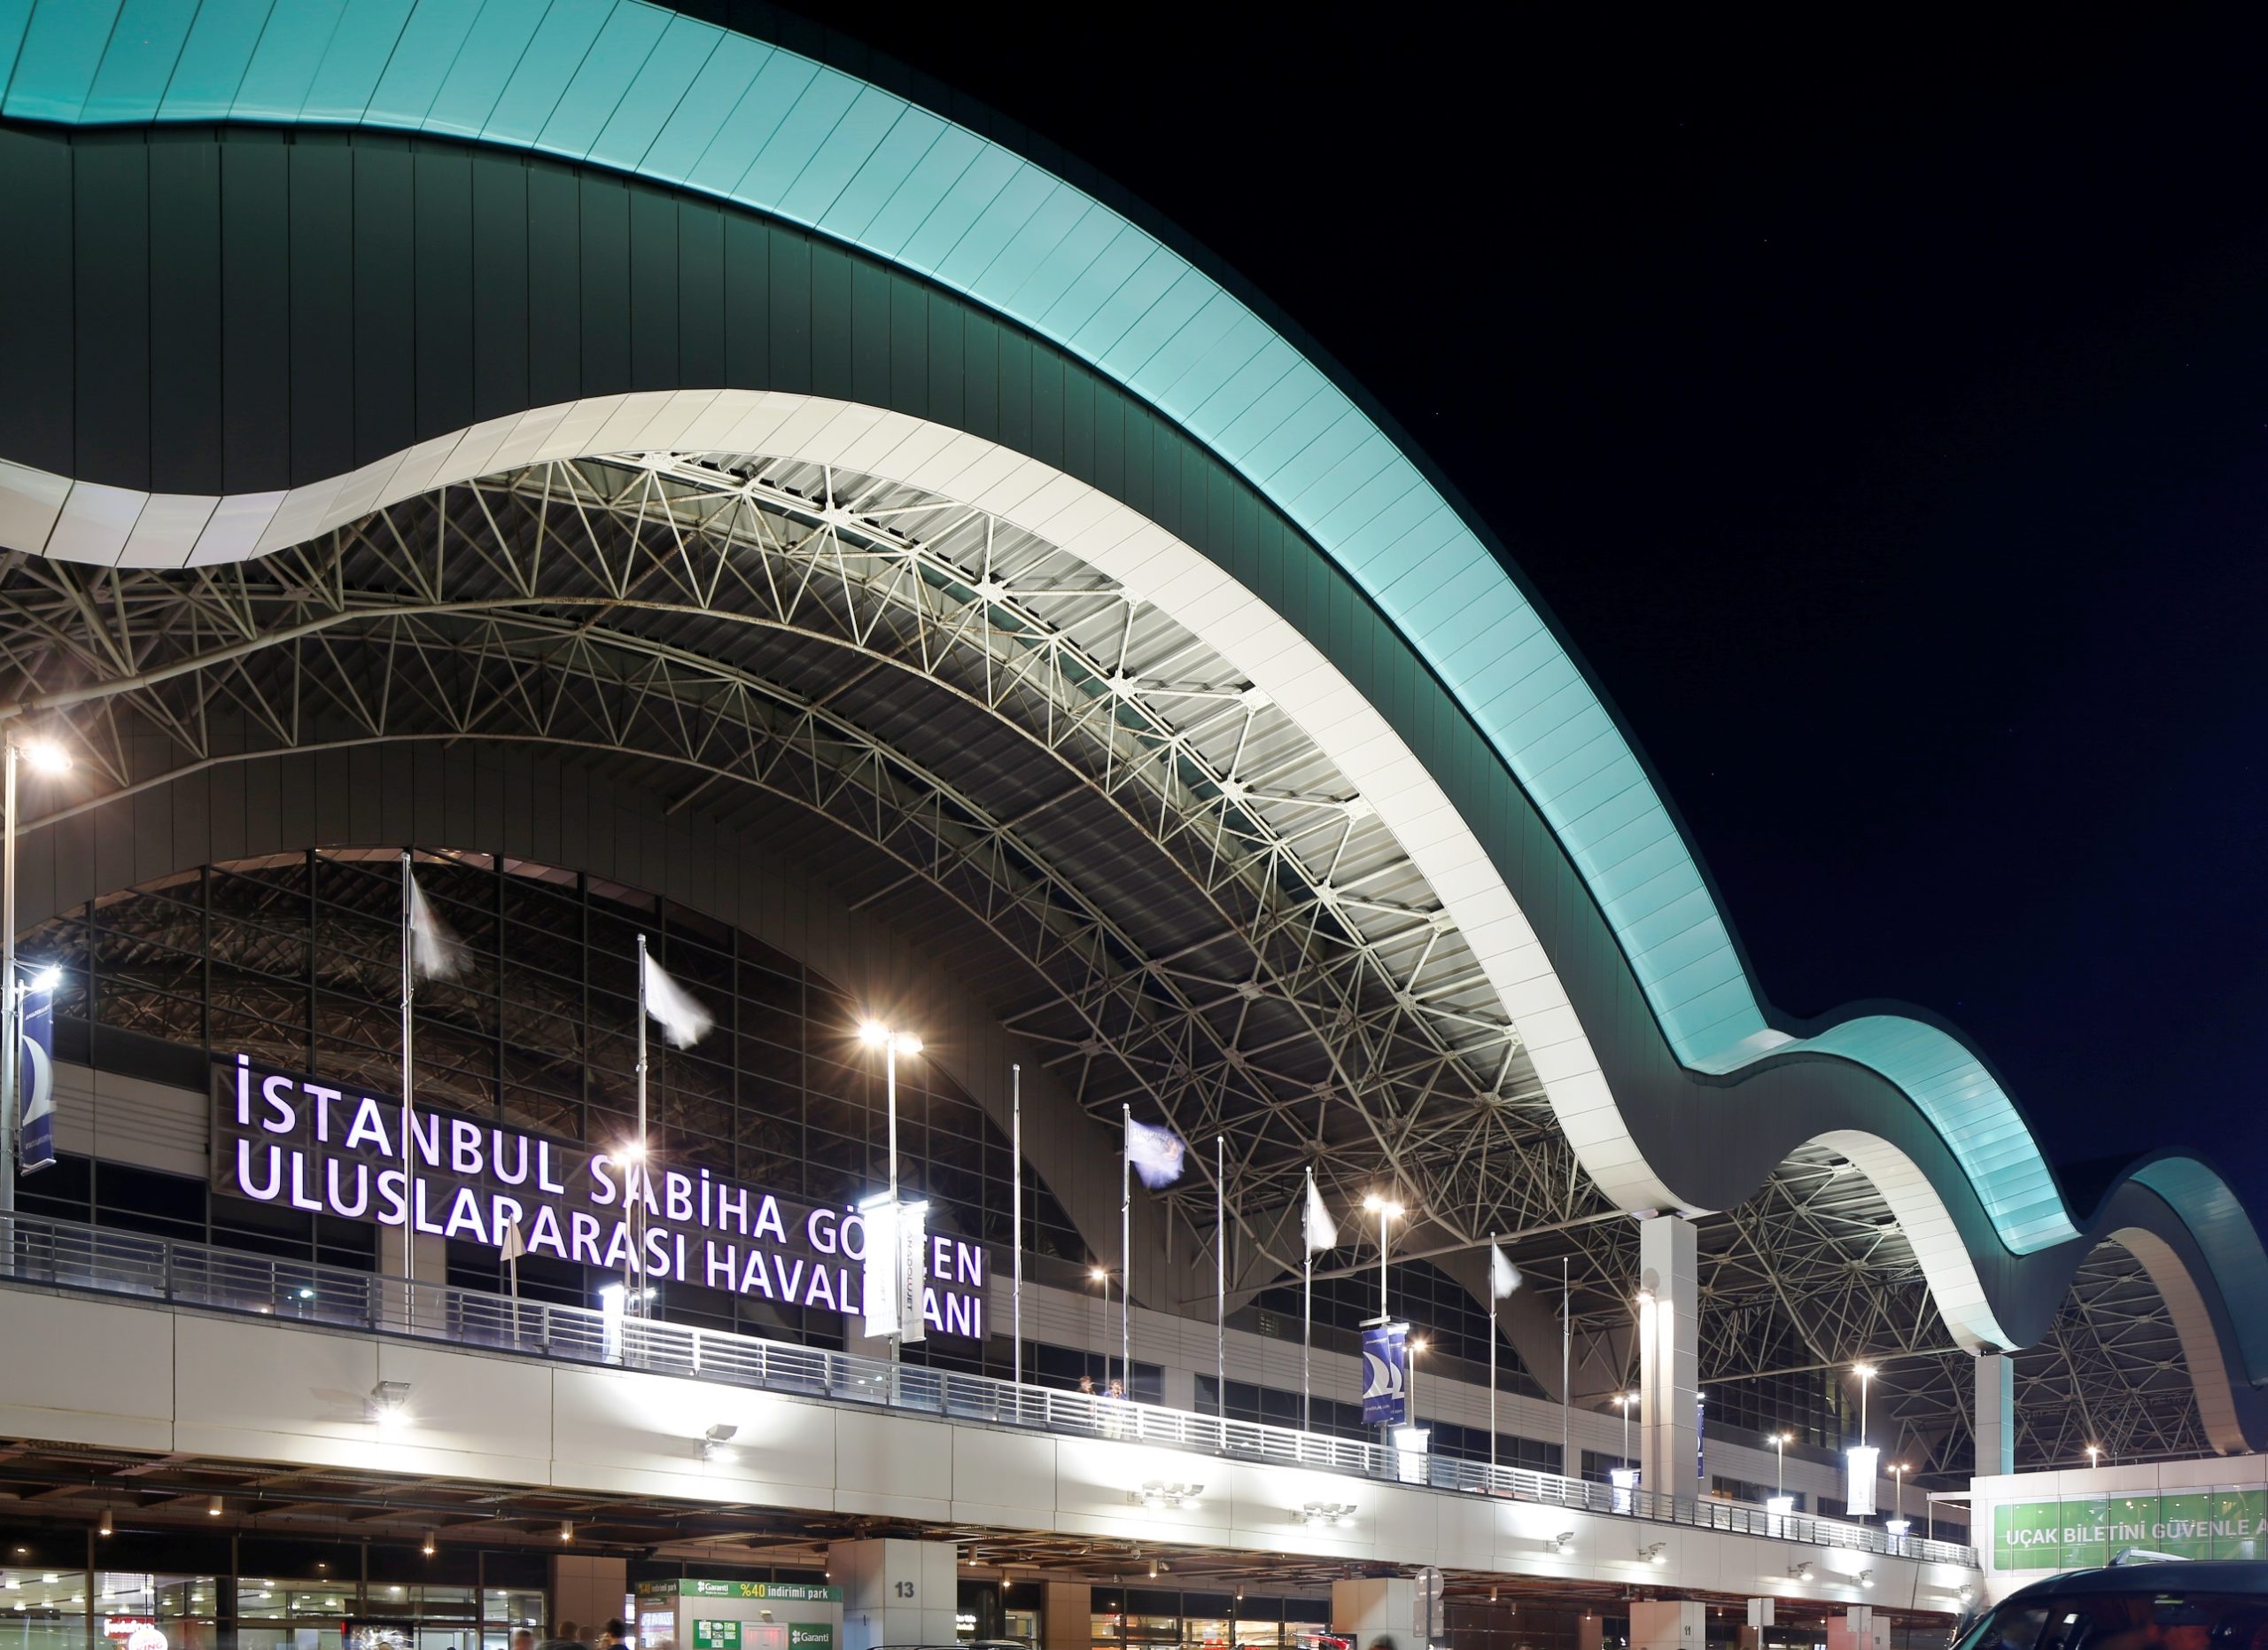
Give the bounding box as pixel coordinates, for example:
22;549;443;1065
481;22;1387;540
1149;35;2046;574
211;1055;988;1338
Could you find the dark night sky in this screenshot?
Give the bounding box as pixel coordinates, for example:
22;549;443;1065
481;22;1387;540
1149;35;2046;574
792;9;2268;1218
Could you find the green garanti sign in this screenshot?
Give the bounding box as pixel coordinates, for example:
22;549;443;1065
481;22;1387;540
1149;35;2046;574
788;1627;833;1650
1993;1490;2267;1569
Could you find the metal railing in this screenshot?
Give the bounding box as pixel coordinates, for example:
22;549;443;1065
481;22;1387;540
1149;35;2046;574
0;1213;1977;1568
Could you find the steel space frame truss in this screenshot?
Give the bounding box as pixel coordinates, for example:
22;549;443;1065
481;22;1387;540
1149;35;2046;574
0;454;2202;1474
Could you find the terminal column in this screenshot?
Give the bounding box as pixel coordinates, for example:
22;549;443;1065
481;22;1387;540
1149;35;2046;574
830;1538;959;1650
1975;1350;2015;1475
1041;1583;1091;1650
1330;1577;1413;1650
1637;1214;1700;1501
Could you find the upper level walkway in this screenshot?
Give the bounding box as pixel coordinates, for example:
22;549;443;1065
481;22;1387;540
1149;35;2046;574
0;1214;1977;1607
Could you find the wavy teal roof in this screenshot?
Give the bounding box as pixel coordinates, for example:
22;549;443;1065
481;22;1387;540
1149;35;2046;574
0;0;2080;1253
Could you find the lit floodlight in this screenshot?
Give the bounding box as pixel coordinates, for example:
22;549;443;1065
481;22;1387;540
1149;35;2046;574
702;1422;740;1462
207;1497;223;1518
23;964;59;993
1852;1362;1877;1381
1641;1543;1666;1565
1859;1571;1875;1589
18;740;71;775
1362;1195;1404;1217
368;1380;413;1428
1132;1480;1203;1510
1298;1500;1358;1529
858;1021;890;1047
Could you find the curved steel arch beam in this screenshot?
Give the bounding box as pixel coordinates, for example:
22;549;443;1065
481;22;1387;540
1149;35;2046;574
0;90;2261;1438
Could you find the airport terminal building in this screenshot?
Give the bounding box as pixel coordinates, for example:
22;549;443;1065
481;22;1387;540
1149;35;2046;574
0;7;2263;1650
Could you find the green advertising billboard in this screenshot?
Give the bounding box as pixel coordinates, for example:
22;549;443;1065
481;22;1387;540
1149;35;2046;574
1993;1489;2268;1570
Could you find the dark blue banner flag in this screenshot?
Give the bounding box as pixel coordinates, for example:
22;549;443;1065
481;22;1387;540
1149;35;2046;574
18;983;54;1174
1360;1319;1408;1427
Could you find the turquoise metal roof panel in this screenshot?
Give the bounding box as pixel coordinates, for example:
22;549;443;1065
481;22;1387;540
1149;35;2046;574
82;0;194;122
679;49;808;195
153;0;267;121
302;0;410;122
480;0;609;146
364;0;480;127
533;2;669;160
5;0;118;121
584;12;715;171
773;82;900;222
422;0;549;138
230;0;341;120
0;0;2141;1265
859;123;989;259
635;29;766;183
818;104;946;244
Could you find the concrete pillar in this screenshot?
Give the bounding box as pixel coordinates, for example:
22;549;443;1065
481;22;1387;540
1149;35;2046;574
1331;1578;1414;1650
1827;1608;1887;1650
1975;1350;2015;1476
830;1538;958;1650
1578;1611;1605;1650
548;1553;627;1642
377;1226;447;1330
1638;1214;1700;1501
1162;1366;1198;1413
1041;1583;1091;1650
1630;1601;1705;1650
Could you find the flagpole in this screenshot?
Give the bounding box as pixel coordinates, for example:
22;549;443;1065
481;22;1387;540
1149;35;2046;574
1119;1103;1130;1395
633;934;649;1318
1215;1134;1226;1413
1011;1062;1023;1388
398;850;416;1297
1302;1167;1315;1434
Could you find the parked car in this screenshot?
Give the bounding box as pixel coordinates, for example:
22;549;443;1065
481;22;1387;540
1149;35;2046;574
1955;1561;2268;1650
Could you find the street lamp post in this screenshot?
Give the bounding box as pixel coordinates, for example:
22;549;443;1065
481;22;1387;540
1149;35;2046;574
1615;1390;1639;1471
1772;1430;1790;1498
1853;1361;1877;1447
1362;1194;1403;1318
0;734;71;1256
858;1020;923;1362
2085;1444;2101;1471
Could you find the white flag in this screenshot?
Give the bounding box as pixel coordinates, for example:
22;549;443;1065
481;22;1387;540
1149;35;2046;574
1304;1172;1339;1254
407;873;468;979
641;952;714;1048
1489;1242;1521;1299
1125;1116;1186;1188
498;1220;526;1263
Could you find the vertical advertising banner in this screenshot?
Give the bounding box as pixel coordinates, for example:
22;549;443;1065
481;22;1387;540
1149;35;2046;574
897;1200;928;1345
1360;1320;1408;1427
16;982;54;1174
859;1197;898;1339
1845;1444;1879;1516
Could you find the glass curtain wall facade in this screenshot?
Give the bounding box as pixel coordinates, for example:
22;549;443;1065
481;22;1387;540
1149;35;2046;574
19;849;1089;1369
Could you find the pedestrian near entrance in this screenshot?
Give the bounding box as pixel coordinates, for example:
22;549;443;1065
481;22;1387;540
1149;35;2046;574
512;1632;535;1650
599;1622;628;1650
542;1623;589;1650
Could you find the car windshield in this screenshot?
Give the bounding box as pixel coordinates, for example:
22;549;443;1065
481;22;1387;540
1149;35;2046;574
1959;1595;2268;1650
